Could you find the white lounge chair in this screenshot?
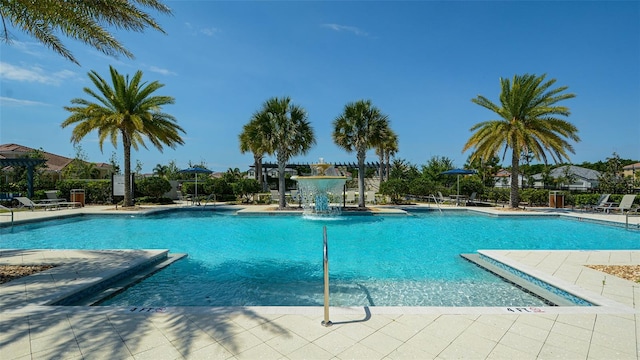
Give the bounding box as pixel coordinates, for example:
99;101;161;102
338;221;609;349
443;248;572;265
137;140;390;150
176;191;192;205
270;190;279;204
585;194;610;212
44;190;81;208
345;190;356;204
15;197;58;211
436;191;453;205
466;192;478;206
288;190;300;207
595;194;637;213
365;191;377;204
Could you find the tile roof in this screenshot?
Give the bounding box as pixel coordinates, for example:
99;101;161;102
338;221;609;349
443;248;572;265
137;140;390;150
1;143;74;172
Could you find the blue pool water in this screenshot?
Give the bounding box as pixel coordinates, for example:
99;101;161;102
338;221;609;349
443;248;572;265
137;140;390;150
2;210;638;306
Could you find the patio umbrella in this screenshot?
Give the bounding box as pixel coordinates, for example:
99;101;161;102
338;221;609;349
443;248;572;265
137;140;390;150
441;168;477;198
179;167;212;201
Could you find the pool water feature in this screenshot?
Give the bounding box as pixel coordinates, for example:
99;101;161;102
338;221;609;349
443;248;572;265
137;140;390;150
292;159;347;216
2;211;638;307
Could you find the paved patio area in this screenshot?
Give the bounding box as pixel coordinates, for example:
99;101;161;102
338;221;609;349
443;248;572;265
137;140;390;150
0;204;639;359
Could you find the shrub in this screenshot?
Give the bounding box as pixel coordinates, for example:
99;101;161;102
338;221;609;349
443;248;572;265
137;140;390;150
380;179;409;204
408;177;435;196
233;178;262;203
136;177;171;200
57;179;111;204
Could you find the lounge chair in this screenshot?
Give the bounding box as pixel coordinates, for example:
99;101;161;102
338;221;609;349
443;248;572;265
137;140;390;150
44;190;81;208
176;191;192;205
345;190;356;204
365;191;377;204
585;194;611;212
466;192;478;206
270;190;279;204
15;197;58;211
595;194;637;213
436;191;453;205
288;190;301;207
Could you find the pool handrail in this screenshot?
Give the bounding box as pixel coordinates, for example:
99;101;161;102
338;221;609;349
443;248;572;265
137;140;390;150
431;194;443;213
0;204;14;226
321;225;332;327
202;194;217;210
626;210;640;229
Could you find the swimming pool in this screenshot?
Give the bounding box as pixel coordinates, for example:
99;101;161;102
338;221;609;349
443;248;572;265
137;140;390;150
2;210;638;306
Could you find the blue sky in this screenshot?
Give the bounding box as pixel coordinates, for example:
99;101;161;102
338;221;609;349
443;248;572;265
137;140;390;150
1;1;638;173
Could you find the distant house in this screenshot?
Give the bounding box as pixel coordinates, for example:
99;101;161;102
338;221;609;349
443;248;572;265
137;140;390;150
493;169;525;188
531;165;600;191
0;143;112;179
623;162;640;179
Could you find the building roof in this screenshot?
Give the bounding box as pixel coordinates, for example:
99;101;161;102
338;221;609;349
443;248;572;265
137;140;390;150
532;165;600;181
0;143;112;173
0;143;74;172
623;162;640;170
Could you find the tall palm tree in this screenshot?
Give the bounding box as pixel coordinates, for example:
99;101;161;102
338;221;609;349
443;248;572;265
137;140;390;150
62;66;185;207
463;73;580;208
0;0;171;65
239;111;272;191
384;131;399;183
259;97;315;209
333;99;389;208
376;128;398;188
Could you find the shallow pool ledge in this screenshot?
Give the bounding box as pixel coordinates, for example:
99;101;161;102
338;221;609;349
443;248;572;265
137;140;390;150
477;249;638;313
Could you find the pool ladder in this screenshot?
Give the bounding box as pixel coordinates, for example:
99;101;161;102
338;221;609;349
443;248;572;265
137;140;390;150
202;194;217;210
0;204;14;226
626;211;640;229
431;194;443;213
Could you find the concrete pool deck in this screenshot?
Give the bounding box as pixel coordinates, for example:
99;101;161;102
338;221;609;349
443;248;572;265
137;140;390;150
0;204;639;359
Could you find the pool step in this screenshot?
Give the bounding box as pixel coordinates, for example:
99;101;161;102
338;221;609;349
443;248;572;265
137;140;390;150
56;253;188;306
460;254;575;306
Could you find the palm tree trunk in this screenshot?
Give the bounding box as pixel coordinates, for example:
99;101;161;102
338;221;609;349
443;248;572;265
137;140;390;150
510;147;520;208
358;150;366;208
123;132;133;207
378;152;384;190
253;154;263;190
385;150;391;181
277;159;287;209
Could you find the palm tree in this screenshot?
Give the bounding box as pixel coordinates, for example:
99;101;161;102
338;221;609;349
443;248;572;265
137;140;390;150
384;131;399;183
153;164;169;178
463;73;580;208
259;97;315;209
376;128;398;188
62;66;185;207
333;99;389;208
0;0;171;65
239;111;272;191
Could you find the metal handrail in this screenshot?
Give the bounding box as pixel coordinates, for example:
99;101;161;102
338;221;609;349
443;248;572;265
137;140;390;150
626;211;640;230
202;194;217;210
321;226;332;327
0;204;14;226
431;194;443;213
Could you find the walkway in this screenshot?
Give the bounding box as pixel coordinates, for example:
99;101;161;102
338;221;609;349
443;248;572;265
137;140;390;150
0;204;638;359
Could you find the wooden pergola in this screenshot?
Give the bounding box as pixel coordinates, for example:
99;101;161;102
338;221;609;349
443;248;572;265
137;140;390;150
0;158;47;198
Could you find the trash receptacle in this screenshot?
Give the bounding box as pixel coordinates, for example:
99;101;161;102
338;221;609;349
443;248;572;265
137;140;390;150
549;191;564;208
70;189;85;207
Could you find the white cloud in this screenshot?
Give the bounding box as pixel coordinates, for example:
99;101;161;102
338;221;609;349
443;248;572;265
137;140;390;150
322;23;369;37
0;62;79;85
8;40;44;57
185;22;220;37
0;96;49;106
199;28;220;37
148;66;177;76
